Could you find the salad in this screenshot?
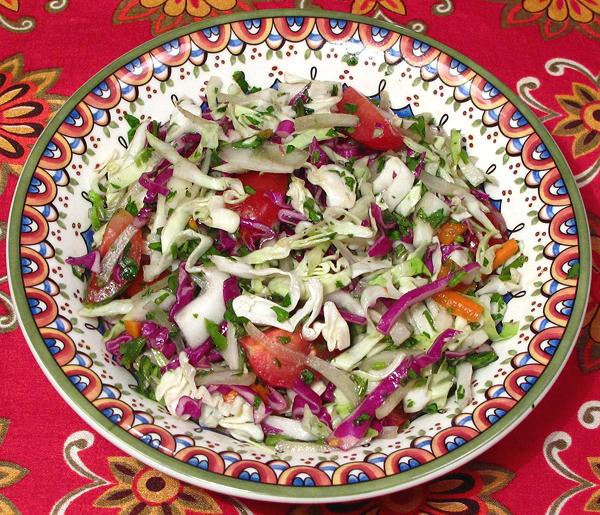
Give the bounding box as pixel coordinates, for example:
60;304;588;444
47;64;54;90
69;72;526;451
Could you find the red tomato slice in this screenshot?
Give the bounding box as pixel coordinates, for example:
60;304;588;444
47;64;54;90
338;87;404;152
85;210;143;305
240;328;310;388
229;172;290;245
125;269;169;298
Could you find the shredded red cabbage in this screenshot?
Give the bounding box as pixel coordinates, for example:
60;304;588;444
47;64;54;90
239;217;277;250
140;168;173;203
223;276;241;304
275;119;295;137
440;244;465;262
168;262;197;321
321;382;336;403
368;234;393;257
377;262;481;334
141;321;177;359
216;229;237;253
470;188;490;202
338;309;367;326
261;422;283;435
446;342;491;359
105;333;131;362
308;137;330;167
423;245;435;275
278;209;307;225
266;386;287;412
414;152;426;177
327;357;413;450
370;203;395;231
66;250;101;273
412;329;461;371
175;396;201;418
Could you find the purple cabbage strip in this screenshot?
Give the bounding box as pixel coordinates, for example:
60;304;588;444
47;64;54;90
141;321;177;359
289;83;310;106
223;276;241;304
338;309;367;326
368;235;393;258
327;329;464;450
275;119;295;137
331;138;364;159
376;262;481;334
264;190;289;209
441;244;465;262
308;137;330;168
292;379;322;412
168;262;196;321
326;357;414;450
175;396;201;419
133;206;153;229
230;385;272;424
140;168;173;204
261;422;283;435
470;188;490;202
321;382;336;403
370;203;395;231
423;245;435;275
411;329;461;372
216;229;237;254
105;333;131;362
66;250;101;273
266;387;287;412
414;152;426;177
278;209;307;225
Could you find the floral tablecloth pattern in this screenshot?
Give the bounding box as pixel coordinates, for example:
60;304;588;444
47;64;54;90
1;1;599;513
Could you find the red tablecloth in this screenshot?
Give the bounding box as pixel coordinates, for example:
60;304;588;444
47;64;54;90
1;1;599;513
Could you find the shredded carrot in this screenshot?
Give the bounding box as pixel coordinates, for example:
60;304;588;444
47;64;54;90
187;217;199;231
223;390;239;404
492;239;519;270
124;320;142;339
433;290;484;322
438;260;456;279
438;221;467;245
250;383;269;403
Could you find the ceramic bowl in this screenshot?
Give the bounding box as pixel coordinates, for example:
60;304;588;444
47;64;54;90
8;9;590;503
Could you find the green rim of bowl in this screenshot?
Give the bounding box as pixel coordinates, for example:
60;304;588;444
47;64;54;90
7;8;591;503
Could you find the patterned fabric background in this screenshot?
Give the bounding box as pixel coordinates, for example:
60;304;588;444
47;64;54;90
0;1;599;513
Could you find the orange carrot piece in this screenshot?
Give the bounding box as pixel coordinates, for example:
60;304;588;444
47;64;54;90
433;290;484;323
124;320;142;339
438;221;467;245
223;390;239;404
492;239;519;270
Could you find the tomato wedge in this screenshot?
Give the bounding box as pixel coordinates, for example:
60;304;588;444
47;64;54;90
229;172;290;245
85;210;143;305
240;328;310;388
338;87;404;152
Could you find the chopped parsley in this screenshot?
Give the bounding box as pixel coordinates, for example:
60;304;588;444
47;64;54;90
499;254;527;280
271;306;290;322
205;319;227;352
125;198;139;217
119;337;146;368
417;208;448;229
300;369;314;384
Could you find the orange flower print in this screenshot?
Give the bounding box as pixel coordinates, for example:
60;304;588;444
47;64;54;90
523;0;600;23
94;457;222;514
352;0;406;16
114;0;249;35
0;0;19;12
140;0;236;18
0;54;63;178
554;83;600;159
494;0;600;40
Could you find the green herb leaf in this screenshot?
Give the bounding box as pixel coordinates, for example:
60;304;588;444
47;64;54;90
120;337;146;369
417;208;448;229
205;318;227;351
271;306;290;322
466;350;498;369
499;254;527;280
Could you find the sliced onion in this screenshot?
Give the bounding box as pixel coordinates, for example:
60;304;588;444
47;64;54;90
294;113;359;132
305;354;359;407
374;383;411;420
196;370;256;386
221;321;240;371
420;172;468;197
97;224;139;284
